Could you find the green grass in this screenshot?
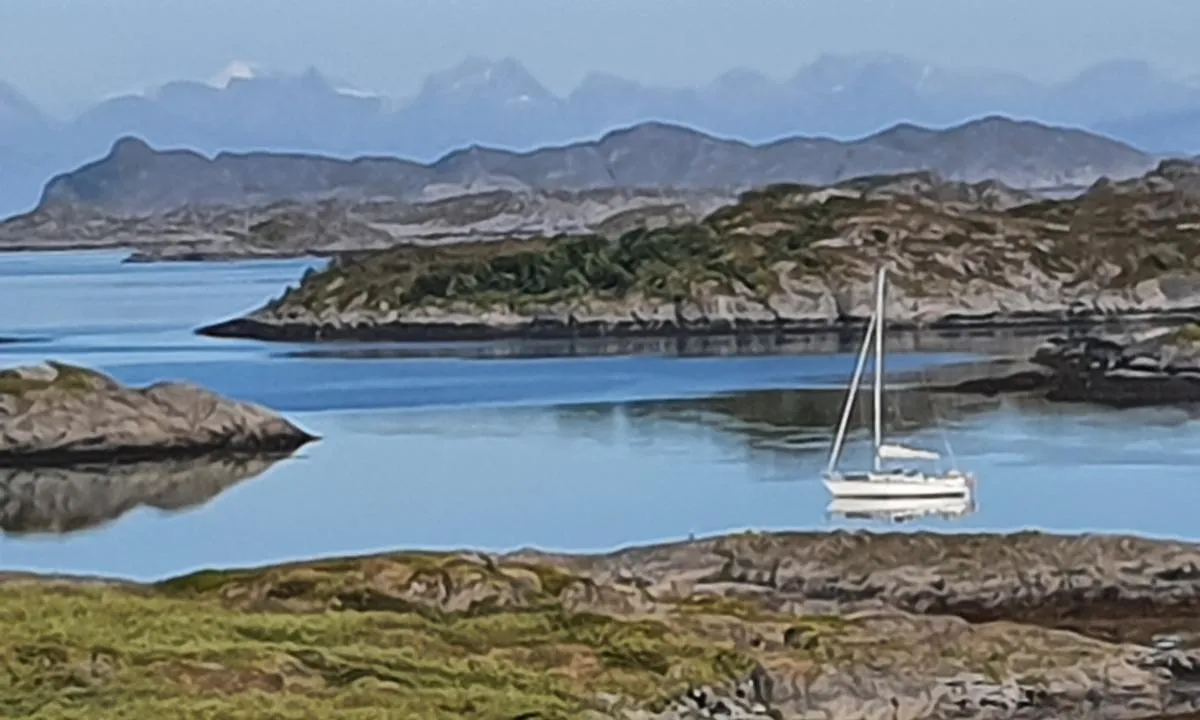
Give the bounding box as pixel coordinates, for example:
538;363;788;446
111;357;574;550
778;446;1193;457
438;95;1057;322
0;537;1156;719
0;362;112;398
0;554;762;719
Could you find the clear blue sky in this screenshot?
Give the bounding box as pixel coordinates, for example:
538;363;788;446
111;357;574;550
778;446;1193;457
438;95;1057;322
3;0;1200;115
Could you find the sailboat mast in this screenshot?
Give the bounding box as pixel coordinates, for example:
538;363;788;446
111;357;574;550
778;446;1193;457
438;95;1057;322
872;265;886;471
826;312;876;474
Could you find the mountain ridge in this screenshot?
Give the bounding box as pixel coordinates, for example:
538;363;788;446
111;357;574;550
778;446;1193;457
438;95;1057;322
5;53;1199;219
33;116;1156;217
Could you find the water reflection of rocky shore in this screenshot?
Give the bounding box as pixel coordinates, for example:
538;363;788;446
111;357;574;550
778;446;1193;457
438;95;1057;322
280;327;1066;361
615;385;1008;455
0;453;291;535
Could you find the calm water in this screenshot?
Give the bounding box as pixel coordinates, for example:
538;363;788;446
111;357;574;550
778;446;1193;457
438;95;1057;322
0;250;1197;582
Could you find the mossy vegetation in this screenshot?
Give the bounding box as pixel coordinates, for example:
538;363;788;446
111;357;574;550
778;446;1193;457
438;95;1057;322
266;190;842;315
0;361;110;397
0;582;747;717
0;539;1161;719
0;553;769;719
1170;322;1200;345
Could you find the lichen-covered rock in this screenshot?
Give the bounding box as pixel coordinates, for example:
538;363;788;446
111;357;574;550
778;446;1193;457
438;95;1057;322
0;361;315;464
0;185;730;260
15;529;1199;719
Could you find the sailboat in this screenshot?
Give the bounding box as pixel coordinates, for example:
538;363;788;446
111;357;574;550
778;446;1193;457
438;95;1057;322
822;265;974;499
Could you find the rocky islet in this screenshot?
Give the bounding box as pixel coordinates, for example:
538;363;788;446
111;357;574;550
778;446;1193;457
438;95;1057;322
0;361;315;465
932;323;1200;407
195;160;1200;344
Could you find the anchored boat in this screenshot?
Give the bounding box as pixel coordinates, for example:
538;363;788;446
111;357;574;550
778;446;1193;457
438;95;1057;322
822;266;975;499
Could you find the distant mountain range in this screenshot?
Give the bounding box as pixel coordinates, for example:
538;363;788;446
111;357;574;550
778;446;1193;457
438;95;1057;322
32;117;1155;217
4;53;1200;217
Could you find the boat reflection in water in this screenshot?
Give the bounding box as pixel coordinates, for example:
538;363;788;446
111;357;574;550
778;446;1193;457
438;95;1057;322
826;493;977;525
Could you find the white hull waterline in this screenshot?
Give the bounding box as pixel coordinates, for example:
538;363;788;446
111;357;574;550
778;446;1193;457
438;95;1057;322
826;494;975;521
823;472;972;499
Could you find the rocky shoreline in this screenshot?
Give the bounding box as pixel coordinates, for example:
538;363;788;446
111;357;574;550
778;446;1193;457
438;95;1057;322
121;247;326;263
6;529;1200;718
197;306;1200;344
939;325;1200;407
0;361;316;465
0;186;729;262
0;335;47;345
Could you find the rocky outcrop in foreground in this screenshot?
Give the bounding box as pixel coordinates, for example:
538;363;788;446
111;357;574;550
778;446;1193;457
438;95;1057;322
198;159;1200;343
941;325;1200;407
9;530;1200;719
0;453;286;534
0;362;315;464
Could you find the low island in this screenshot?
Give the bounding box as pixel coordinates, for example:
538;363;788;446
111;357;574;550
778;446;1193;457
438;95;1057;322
0;361;315;465
198;159;1200;344
927;322;1200;407
3;529;1200;718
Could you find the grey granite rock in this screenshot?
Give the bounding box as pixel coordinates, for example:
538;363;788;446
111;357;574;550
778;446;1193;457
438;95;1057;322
0;361;315;464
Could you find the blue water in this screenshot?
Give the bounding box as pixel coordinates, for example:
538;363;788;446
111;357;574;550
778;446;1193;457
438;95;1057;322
0;250;1197;581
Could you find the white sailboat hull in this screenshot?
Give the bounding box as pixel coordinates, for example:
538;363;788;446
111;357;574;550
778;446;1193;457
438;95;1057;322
822;471;972;499
827;495;974;520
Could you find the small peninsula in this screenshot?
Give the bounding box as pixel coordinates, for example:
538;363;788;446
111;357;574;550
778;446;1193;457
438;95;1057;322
3;529;1200;718
198;159;1200;343
0;362;315;465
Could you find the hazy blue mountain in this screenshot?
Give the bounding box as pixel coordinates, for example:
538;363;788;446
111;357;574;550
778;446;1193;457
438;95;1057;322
0;80;47;135
40;55;1200;154
0;81;64;218
71;66;387;155
1045;60;1200;125
32;117;1154;217
4;54;1200;218
1095;106;1200;154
